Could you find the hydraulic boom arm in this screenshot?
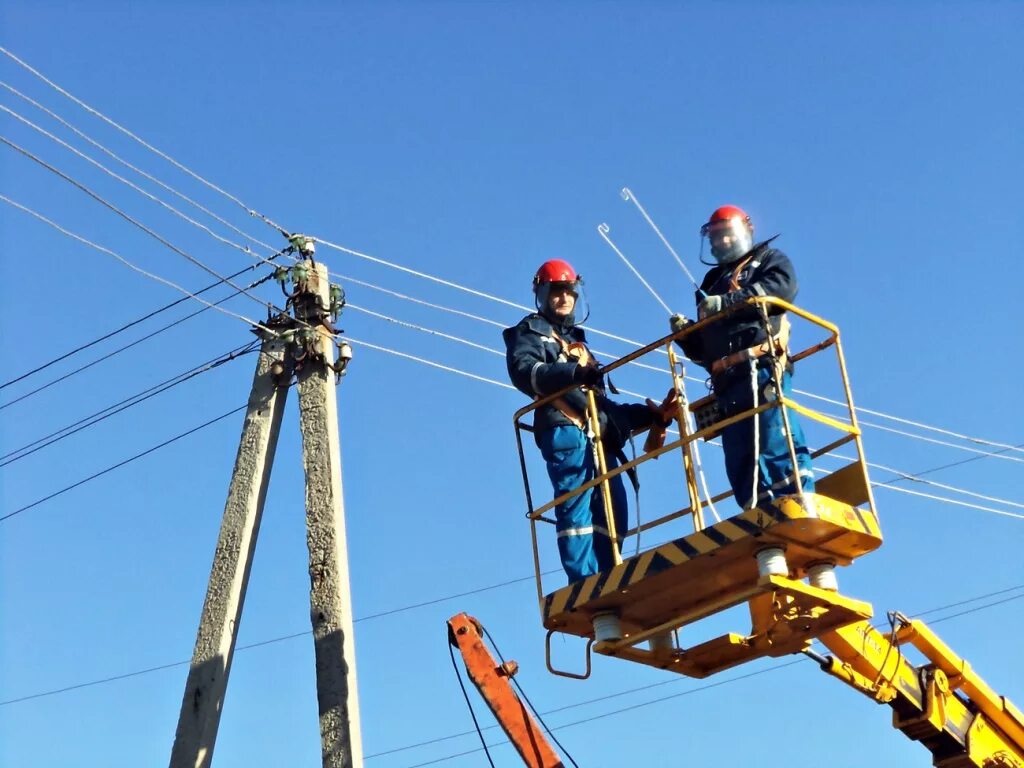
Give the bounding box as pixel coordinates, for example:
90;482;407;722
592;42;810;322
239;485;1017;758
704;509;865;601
448;613;565;768
812;613;1024;768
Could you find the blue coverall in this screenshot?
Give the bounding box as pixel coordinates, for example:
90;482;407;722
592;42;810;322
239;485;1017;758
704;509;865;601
504;313;653;582
679;243;815;508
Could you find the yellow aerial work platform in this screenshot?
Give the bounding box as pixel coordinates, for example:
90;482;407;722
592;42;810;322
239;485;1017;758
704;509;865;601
513;297;879;679
541;492;880;678
512;299;1024;767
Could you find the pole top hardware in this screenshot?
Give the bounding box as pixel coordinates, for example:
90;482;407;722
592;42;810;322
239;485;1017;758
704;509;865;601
288;233;316;259
329;283;346;321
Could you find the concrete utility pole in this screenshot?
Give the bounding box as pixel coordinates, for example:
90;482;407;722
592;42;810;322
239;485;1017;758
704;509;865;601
294;262;363;767
170;244;359;768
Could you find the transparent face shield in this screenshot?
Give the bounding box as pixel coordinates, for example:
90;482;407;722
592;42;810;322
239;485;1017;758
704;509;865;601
700;218;754;265
535;279;589;326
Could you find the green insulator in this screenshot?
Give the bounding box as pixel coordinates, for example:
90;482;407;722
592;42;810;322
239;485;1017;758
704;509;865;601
292;263;309;283
273;266;289;283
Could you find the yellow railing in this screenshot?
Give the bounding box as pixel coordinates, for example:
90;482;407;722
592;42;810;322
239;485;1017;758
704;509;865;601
512;296;875;601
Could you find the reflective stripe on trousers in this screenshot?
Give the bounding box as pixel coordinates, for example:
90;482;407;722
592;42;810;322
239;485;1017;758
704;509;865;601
537;424;628;583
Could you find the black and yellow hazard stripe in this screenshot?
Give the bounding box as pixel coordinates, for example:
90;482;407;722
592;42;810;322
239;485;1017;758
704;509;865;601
543;495;880;622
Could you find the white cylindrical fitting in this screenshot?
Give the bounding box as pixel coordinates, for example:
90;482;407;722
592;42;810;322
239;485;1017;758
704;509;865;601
756;547;789;577
648;631;674;653
593;612;622;643
808;562;839;591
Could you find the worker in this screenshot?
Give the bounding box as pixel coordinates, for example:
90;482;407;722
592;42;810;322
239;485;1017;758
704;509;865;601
504;259;672;582
672;205;815;509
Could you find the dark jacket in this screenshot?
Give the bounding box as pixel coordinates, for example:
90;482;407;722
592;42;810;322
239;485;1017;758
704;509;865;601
679;244;798;373
503;313;654;446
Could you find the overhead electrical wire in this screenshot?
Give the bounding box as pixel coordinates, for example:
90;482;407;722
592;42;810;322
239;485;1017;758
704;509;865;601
5;76;1010;466
0;104;279;265
1;45;1012;462
0;571;546;707
0;45;288;236
0;269;276;411
0;79;280;255
345;336;514;391
1;342;257;466
8;299;988;527
0;194;280;344
345;308;1022;518
0;138;276;312
0;405;246;523
0;251;285;393
334;264;1004;470
876;441;1024;485
308;254;1021;464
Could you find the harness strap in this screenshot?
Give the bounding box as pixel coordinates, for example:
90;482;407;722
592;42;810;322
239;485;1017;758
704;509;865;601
549;396;587;431
710;314;791;376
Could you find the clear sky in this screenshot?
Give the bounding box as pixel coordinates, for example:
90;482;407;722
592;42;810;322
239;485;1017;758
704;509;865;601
1;2;1022;767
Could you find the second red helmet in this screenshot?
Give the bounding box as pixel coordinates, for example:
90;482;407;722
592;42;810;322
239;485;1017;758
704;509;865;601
701;205;752;235
701;205;754;264
533;259;578;289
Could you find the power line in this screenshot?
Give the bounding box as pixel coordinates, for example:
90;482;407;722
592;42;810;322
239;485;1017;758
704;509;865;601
877;441;1024;485
851;456;1024;511
0;253;283;392
0;405;246;523
0;103;276;265
6;57;1010;464
311;241;1023;461
347;305;504;358
340;332;1024;523
313;252;1022;465
314;236;651;351
0;137;276;311
346;336;515;391
0;45;288;236
0;79;280;256
872;483;1024;522
344;304;1023;519
0;192;275;336
0;266;276;411
0;573;546;707
0;342;256;466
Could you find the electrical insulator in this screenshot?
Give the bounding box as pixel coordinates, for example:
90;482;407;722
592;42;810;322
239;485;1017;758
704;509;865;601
329;283;346;319
332;341;353;379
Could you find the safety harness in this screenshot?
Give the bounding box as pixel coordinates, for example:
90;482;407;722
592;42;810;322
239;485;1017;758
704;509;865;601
708;251;792;376
541;329;640;495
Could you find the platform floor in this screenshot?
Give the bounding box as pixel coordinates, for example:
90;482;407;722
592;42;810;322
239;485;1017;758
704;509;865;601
542;493;882;640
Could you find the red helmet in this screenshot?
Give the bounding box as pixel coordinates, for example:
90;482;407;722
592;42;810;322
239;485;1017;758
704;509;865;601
701;205;754;264
533;259;578;289
701;205;752;235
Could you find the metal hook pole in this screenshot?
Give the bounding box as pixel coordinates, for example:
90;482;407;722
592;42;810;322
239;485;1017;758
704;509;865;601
597;222;673;315
621;187;705;296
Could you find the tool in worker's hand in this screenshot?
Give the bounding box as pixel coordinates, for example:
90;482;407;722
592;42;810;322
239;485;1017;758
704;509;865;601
643;388;680;454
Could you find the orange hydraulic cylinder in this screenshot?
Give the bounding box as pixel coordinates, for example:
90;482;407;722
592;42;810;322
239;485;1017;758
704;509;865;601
447;614;564;768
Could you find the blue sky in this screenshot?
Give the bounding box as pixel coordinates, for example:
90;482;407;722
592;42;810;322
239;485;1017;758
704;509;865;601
1;2;1022;766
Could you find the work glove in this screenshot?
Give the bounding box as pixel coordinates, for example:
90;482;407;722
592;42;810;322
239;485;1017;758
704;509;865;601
697;294;725;320
643;388;679;454
573;362;602;387
669;313;691;334
646;388;680;426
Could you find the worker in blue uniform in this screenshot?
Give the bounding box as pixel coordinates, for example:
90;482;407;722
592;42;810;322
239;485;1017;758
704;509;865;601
504;259;669;582
673;206;815;509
